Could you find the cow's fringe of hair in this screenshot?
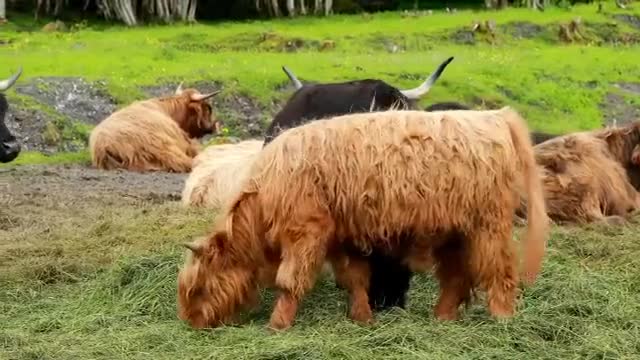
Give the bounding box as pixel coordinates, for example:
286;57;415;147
181;140;263;208
594;121;640;167
89;90;215;172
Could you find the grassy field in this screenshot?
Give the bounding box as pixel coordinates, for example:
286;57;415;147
1;2;640;167
2;2;640;359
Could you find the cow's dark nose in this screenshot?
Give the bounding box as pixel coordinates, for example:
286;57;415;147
0;141;21;163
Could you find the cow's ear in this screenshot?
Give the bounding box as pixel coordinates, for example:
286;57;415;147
211;231;227;253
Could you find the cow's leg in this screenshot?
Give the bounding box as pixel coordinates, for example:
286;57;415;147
330;252;374;324
186;139;201;158
368;249;413;311
432;233;473;321
160;147;194;173
467;218;518;319
268;210;334;331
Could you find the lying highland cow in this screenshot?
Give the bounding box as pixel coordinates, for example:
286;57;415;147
519;122;640;225
177;107;549;330
181;139;263;208
89;84;220;172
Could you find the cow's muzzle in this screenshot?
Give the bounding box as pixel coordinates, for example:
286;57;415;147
0;140;21;163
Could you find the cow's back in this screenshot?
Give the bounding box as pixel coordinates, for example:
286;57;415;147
254;109;521;237
264;80;407;145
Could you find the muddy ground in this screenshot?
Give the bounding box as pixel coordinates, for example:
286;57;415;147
0;164;187;206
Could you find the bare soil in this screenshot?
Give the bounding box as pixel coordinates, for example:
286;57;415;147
601;88;640;127
0;164;187;211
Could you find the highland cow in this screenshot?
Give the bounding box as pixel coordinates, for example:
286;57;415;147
89;84;220;172
181;139;263;208
0;67;23;163
264;57;456;145
519;122;640;225
177;107;549;331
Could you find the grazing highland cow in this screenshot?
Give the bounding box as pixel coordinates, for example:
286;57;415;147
0;67;23;163
520;122;640;225
177;108;549;331
181;139;263;208
89;84;220;172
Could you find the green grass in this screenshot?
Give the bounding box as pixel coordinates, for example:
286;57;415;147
2;196;640;359
0;150;90;168
1;2;640;167
2;4;640;358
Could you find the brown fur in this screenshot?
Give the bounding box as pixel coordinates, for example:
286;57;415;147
89;89;219;173
181;140;263;208
176;108;549;330
520;122;640;225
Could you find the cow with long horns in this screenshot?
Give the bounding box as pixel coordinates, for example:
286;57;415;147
89;84;221;173
0;67;23;163
264;57;456;145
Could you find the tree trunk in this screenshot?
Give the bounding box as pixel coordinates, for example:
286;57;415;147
286;0;295;16
324;0;332;16
299;0;307;15
0;0;6;21
271;0;281;16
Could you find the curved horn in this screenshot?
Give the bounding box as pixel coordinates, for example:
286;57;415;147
400;56;455;100
282;65;303;90
0;67;23;92
183;242;203;255
190;90;221;102
175;82;184;95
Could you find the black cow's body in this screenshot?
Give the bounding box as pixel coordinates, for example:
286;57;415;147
266;60;561;312
0;67;23;163
264;79;410;145
264;57;455;145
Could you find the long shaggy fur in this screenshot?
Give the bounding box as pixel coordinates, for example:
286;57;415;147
519;122;640;224
89;89;218;173
181;140;263;208
177;108;549;330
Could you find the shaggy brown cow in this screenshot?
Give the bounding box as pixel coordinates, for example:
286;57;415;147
89;84;220;172
521;122;640;224
177;107;549;330
181;139;263;208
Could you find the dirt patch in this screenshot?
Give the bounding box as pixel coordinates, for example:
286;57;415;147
613;14;640;30
13;77;116;125
4;105;56;153
449;29;476;45
0;164;187;205
141;81;271;138
5;77;118;153
614;82;640;95
500;21;545;39
600;92;640;127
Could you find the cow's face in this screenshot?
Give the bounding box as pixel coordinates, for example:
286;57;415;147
171;86;222;139
177;232;258;329
0;95;21;163
600;122;640;166
188;100;221;138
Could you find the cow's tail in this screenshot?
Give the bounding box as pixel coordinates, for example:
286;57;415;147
502;107;549;286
